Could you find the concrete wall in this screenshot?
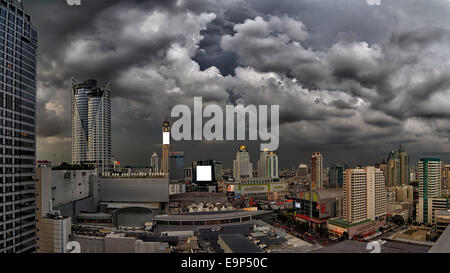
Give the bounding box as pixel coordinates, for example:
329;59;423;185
99;177;169;203
72;234;170;253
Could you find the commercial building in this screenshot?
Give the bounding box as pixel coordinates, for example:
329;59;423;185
257;149;279;179
296;164;308;180
436;211;450;235
416;158;448;224
71;79;112;174
327;166;387;239
329;164;344;188
233;145;253;179
311;152;323;189
0;0;38;252
169;151;184;182
218;234;263;253
385;146;409;187
36;211;71;253
294;188;343;227
226;177;287;195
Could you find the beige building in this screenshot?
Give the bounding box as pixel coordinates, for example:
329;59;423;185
343;167;387;224
37;212;71;253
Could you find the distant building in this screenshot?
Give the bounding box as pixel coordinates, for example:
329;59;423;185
71;79;112;174
296;164;308;180
329;164;344;188
161;120;170;174
233;145;253;179
169;151;184;182
436;211;450;234
311;152;323;189
151;152;159;173
385;145;409;187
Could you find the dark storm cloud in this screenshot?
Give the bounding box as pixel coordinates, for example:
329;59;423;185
28;0;450;168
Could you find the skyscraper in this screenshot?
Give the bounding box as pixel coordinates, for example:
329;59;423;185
161;120;170;174
385;145;409;187
233;145;253;179
71;79;111;174
343;167;387;223
329;164;344;188
169;151;184;182
150;152;159;173
0;0;38;253
311;152;323;189
416;158;446;224
257;149;279;179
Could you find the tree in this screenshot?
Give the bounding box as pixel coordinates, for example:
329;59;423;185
342;232;349;241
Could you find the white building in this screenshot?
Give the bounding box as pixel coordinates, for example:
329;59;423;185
257;149;279;178
72;79;112;174
311;152;323;189
151;152;160;174
343;167;387;224
233;145;253;179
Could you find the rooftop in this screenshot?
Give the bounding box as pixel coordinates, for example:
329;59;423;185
312;240;430;253
154;210;272;221
328;218;372;228
219;234;263;253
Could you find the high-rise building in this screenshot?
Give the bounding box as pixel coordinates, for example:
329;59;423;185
257;149;269;178
161;120;170;174
311;152;323;189
343;167;387;223
385;146;409;187
0;0;38;253
329;164;344;188
257;149;278;178
233;145;253;179
169;151;184;182
416;158;448;224
71;79;112;174
150;152;159;174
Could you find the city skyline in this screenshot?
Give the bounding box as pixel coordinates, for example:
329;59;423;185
25;0;450;168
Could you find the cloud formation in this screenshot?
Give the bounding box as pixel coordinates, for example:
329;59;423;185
27;0;450;167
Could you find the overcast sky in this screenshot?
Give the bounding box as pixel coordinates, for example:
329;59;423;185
25;0;450;169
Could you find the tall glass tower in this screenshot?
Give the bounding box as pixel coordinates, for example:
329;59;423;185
0;0;38;253
72;79;111;174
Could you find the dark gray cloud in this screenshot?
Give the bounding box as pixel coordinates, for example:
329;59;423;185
26;0;450;168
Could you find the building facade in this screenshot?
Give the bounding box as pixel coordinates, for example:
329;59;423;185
385;146;409;187
161;120;170;174
71;79;112;174
233;145;253;179
0;0;38;253
150;152;159;174
311;152;323;189
329;164;344;188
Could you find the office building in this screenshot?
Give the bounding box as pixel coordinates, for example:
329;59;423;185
311;152;323;189
416;158;447;224
0;0;38;253
233;145;253;179
150;152;159;174
257;149;278;178
385;146;409;187
329;164;344;188
343;167;386;223
71;79;112;174
169;151;184;182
